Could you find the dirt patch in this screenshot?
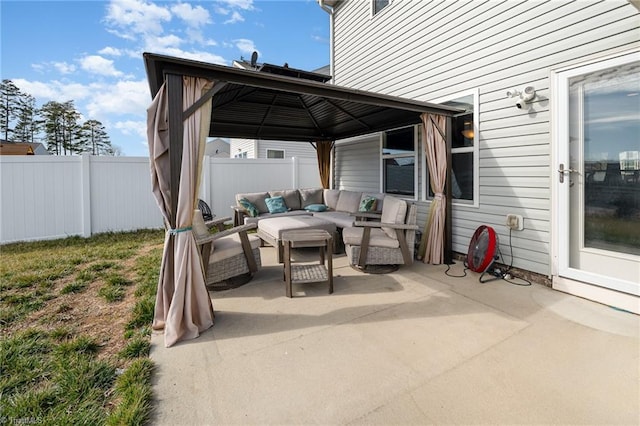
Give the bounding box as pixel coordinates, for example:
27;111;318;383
7;241;163;363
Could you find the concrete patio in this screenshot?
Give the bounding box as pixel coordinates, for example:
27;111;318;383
150;245;639;425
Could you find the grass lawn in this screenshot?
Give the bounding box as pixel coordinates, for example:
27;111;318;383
1;229;165;425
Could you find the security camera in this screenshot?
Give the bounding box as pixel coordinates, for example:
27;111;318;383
515;86;536;109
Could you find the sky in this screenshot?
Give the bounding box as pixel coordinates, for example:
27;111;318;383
1;0;330;156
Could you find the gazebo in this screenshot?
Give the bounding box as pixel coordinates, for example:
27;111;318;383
143;52;462;346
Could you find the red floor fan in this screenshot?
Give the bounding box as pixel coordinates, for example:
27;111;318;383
467;225;500;283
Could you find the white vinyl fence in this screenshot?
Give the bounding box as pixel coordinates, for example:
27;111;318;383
0;155;320;244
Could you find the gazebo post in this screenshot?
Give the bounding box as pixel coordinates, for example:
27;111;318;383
444;115;453;265
166;73;185;290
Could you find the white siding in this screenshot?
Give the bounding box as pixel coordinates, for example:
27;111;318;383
334;134;381;192
259;140;317;159
229;138;255;158
331;0;640;275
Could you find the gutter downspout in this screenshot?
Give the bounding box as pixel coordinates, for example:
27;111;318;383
318;0;335;84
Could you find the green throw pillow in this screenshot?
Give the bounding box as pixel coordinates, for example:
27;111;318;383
265;196;288;214
305;203;328;212
359;196;377;212
238;198;259;217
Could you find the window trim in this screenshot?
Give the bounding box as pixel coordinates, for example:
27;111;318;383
266;148;285;159
380;125;419;200
371;0;391;17
423;88;480;207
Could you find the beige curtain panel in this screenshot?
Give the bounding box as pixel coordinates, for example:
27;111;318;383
147;77;215;347
418;113;447;264
315;140;334;189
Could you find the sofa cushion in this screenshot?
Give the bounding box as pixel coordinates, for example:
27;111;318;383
238;198;259;217
265;196;288;214
381;197;407;239
343;227;400;249
312;211;355;229
236;191;269;214
323;189;341;210
243;210;311;225
210;233;261;262
336;190;362;213
299;188;323;207
305;203;328;212
269;190;301;210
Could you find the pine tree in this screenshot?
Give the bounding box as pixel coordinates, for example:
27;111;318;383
14;94;39;143
79;119;114;155
0;79;23;141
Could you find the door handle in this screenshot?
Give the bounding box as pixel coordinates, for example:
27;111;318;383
558;163;578;183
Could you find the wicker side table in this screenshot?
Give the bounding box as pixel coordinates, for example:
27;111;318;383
282;229;333;298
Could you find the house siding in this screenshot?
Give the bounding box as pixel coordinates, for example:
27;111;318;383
330;0;640;275
229;138;255;158
258;140;317;159
334;134;381;193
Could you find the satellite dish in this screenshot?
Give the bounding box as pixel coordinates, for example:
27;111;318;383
467;225;499;282
250;51;258;67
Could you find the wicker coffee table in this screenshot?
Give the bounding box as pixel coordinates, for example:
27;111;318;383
282;229;333;298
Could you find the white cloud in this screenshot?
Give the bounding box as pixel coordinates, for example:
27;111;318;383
171;3;211;27
12;79;96;103
80;55;124;77
114;119;147;139
85;79;150;119
51;62;76;74
159;48;227;65
233;39;258;55
218;0;254;11
224;11;244;24
105;0;171;38
145;34;184;51
99;46;123;56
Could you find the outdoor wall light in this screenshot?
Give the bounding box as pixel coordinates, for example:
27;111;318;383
461;121;474;139
506;86;536;109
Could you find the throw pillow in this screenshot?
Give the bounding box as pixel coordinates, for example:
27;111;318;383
265;196;288;214
359;196;377;212
238;198;259;217
304;203;328;212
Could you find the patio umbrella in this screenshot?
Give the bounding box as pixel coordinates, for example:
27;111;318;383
419;113;447;264
147;76;215;347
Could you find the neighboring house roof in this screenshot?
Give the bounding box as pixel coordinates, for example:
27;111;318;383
233;59;332;83
204;138;230;157
0;141;48;155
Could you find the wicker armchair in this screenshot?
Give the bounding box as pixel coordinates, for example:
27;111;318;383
192;210;262;290
342;197;418;273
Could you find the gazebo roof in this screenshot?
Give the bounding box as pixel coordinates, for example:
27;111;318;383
143;52;462;142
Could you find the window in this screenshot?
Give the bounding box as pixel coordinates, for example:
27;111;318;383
426;91;478;204
383;126;416;197
234;151;247;158
267;149;285;159
373;0;390;15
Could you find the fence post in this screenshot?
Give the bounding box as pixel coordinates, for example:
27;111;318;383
200;155;210;203
81;154;92;237
292;157;299;188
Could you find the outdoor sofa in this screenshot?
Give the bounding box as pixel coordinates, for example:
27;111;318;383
232;188;386;229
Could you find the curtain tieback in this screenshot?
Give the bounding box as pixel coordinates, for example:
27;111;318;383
168;226;192;235
434;192;444;201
